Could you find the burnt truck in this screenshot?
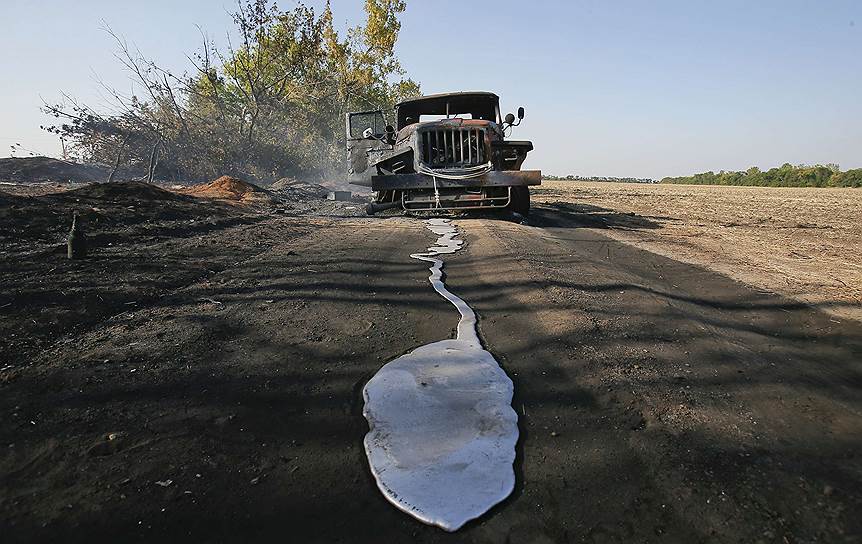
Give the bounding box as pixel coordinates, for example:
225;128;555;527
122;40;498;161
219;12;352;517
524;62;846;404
346;91;541;215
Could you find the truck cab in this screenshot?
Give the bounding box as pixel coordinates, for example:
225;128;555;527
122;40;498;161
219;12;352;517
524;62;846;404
346;91;541;215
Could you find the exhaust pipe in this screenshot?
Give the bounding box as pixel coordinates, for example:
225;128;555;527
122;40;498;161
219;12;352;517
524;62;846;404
366;200;402;215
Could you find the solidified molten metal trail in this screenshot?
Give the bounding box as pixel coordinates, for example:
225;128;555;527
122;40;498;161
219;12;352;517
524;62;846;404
362;219;519;532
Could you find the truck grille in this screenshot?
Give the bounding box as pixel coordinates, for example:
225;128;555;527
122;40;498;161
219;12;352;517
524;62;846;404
420;128;486;168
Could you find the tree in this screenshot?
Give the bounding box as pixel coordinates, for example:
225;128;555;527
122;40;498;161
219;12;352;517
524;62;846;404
662;164;861;188
42;0;419;182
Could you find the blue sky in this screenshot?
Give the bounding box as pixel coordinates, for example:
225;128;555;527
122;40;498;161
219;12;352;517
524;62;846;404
1;0;859;178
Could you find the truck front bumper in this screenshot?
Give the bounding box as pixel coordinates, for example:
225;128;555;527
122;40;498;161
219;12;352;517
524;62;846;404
370;170;541;192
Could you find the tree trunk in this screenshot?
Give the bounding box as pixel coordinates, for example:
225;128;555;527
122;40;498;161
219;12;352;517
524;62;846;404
107;135;129;183
146;141;160;183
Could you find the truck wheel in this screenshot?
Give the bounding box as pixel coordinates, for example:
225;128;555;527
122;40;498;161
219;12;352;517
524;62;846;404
508;186;530;216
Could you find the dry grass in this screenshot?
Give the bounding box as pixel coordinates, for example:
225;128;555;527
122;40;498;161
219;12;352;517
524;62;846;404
535;181;862;322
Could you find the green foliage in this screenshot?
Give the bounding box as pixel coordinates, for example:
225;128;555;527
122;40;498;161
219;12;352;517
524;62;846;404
662;164;861;188
42;0;419;181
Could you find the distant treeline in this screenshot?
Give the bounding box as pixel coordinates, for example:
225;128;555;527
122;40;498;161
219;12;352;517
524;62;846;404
661;164;861;188
543;175;657;184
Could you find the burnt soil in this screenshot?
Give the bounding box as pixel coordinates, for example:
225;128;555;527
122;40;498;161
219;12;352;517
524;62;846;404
1;184;860;543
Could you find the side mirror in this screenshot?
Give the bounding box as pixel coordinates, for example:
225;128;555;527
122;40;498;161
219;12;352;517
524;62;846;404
504;113;516;125
517;107;525;120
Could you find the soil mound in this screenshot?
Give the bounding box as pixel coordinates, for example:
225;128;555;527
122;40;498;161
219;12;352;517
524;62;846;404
269;177;330;200
181;176;273;205
68;181;190;202
0;156;111;183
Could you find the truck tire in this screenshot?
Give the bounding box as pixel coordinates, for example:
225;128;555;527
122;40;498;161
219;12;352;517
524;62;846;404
508;186;530;216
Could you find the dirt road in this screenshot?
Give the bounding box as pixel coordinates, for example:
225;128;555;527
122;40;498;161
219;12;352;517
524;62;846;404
2;197;861;542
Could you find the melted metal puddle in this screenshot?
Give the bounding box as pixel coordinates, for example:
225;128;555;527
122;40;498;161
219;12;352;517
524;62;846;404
362;218;519;531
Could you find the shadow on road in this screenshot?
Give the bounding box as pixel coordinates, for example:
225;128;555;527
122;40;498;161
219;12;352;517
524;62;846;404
442;216;862;542
529;201;668;230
